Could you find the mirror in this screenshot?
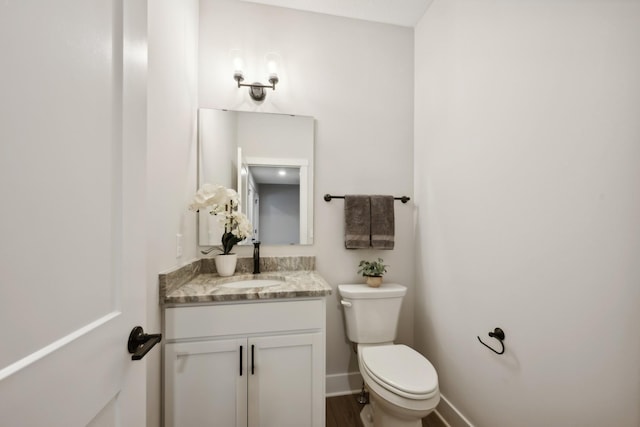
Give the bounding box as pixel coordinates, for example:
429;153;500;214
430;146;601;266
198;108;314;246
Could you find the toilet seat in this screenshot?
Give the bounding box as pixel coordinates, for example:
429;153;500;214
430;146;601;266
361;345;438;400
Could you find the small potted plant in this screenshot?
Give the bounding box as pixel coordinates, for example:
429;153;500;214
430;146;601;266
358;258;388;288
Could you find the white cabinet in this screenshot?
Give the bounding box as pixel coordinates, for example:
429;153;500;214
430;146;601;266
248;333;323;427
165;338;247;426
164;298;326;427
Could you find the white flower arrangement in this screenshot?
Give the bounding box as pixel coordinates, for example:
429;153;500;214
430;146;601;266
189;184;252;254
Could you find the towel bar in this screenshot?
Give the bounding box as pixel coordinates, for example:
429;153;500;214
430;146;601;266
324;194;410;203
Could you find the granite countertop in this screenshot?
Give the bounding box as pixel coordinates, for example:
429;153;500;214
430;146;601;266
160;256;332;304
164;270;332;304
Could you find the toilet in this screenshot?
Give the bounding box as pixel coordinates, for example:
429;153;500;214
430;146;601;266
338;283;440;427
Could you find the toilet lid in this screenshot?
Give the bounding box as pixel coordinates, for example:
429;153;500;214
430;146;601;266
361;345;438;398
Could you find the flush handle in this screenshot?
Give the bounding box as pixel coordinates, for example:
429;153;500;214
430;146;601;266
340;300;352;308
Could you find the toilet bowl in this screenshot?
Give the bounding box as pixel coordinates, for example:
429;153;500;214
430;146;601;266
338;283;440;427
358;344;439;427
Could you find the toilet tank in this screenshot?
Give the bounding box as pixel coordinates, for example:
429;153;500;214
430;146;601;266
338;283;407;344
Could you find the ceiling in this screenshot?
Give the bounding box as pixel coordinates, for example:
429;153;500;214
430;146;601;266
239;0;433;27
250;166;300;185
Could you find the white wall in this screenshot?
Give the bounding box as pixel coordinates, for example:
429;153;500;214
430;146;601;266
259;184;300;244
237;112;314;161
198;109;237;245
199;0;414;392
199;108;238;190
414;1;640;425
147;1;199;425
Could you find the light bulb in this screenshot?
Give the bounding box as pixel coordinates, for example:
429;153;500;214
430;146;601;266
265;52;280;78
230;48;244;73
267;59;278;75
234;56;244;73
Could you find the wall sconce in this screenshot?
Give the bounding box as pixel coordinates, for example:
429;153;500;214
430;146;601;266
232;52;280;102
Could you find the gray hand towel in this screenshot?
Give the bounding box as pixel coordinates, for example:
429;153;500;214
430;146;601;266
344;195;371;249
370;195;394;249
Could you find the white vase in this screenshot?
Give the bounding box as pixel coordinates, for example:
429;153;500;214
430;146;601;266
215;253;237;277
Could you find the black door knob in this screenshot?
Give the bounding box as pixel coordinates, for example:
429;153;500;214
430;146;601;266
127;326;162;360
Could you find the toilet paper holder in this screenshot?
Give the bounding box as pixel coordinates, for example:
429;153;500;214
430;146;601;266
477;327;505;355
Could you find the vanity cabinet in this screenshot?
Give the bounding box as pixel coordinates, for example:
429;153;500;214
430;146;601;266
163;298;326;427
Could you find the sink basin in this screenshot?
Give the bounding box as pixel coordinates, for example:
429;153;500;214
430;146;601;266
220;279;284;289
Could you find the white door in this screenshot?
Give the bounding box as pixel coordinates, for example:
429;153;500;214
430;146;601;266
253;191;260;241
247;173;259;241
0;1;149;426
237;147;249;214
165;339;248;427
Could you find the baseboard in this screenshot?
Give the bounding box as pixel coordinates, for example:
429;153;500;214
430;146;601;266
436;394;474;427
325;372;363;397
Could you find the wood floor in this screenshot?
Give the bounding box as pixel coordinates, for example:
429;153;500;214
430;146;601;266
326;394;447;427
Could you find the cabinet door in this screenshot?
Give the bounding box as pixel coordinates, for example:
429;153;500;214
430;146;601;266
165;339;247;427
248;333;324;427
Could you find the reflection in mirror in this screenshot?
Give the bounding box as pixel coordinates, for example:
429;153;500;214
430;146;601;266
198;109;314;247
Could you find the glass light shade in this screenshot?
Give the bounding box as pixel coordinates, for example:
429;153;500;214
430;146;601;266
229;48;244;73
264;52;281;75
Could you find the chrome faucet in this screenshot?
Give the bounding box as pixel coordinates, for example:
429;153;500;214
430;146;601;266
253;241;261;274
